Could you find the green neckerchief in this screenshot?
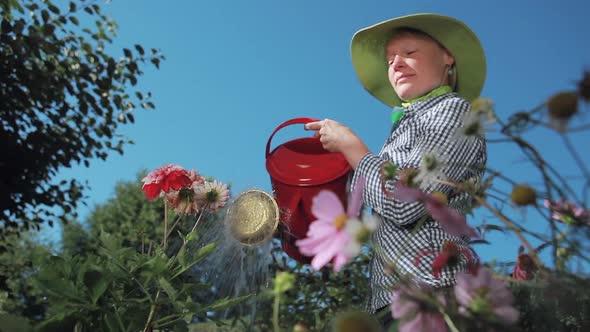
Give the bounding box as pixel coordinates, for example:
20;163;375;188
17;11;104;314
391;85;453;123
400;85;453;108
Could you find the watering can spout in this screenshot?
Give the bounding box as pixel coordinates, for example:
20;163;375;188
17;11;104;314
265;117;351;264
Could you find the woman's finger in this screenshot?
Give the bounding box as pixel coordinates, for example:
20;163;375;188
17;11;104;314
304;121;323;131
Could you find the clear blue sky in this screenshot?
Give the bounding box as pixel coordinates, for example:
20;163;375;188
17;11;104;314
51;0;590;268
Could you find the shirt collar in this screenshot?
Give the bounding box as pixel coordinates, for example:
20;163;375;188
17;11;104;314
391;89;458;123
401;85;453;108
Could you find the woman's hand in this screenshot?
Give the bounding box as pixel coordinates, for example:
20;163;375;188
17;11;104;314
304;119;370;169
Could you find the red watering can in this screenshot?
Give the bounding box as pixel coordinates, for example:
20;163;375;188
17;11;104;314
265;117;352;263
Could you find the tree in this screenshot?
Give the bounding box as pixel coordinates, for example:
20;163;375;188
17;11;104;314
0;0;164;238
0;233;51;322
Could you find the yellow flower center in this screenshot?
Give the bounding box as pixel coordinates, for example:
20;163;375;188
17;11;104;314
333;214;348;230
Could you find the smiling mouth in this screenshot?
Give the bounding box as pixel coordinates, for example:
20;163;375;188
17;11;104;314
396;75;413;84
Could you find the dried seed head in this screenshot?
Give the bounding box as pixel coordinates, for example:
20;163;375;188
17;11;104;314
510;184;537;206
547;91;578;120
431;191;449;205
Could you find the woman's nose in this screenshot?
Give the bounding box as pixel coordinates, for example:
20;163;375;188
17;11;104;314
392;56;405;71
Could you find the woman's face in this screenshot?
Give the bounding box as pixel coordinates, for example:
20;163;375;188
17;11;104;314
385;33;454;101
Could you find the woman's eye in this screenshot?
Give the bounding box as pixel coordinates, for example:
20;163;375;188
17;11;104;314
406;50;416;55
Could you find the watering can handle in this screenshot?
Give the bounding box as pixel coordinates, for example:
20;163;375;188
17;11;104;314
265;117;319;158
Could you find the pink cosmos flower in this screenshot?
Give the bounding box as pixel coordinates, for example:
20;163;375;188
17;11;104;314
391;284;447;332
195;180;230;212
455;266;519;325
415;241;479;279
343;213;379;257
142;164;192;200
295;177;365;272
543;199;589;225
393;181;479;238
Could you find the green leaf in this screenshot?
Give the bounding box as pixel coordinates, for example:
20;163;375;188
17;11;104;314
134;44;144;55
69;16;79;25
41;9;50;22
142;253;168;275
0;314;32;332
123;48;132;58
185;230;199;243
173;320;188;332
48;4;60;14
202;294;252;311
69;2;77;12
171;243;216;279
83;270;109;304
35;274;87;304
177;245;187;268
151;57;160;69
158;277;177;301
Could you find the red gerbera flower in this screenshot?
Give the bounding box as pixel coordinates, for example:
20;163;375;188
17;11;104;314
141;164;192;200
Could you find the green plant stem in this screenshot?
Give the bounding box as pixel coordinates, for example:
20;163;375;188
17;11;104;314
474;196;543;270
112;302;127;332
273;294;281;332
163;200;169;250
154;314;182;325
165;209;207;276
165;215;183;238
143;290;161;332
435;178;544;270
443;313;460;332
561;134;590;183
190;208;207;234
154;317;183;329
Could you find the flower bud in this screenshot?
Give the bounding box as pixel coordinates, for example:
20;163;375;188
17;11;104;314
547;91;578;120
510;184;537;206
380;161;398;181
431;191;448;205
273;271;295;295
399;168;420;187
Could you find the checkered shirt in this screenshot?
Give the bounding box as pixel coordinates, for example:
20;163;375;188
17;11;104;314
352;92;487;313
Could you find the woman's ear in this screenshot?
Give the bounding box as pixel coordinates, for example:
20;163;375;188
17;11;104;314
444;51;455;67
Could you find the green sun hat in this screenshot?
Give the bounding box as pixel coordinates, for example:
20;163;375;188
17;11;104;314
351;13;487;108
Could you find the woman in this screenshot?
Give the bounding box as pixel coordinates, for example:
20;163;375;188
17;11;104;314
305;13;487;327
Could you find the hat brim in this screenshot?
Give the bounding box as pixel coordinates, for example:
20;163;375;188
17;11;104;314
351;13;486;108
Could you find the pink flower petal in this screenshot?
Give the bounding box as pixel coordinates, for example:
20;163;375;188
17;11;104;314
391;291;417;318
392;181;425;202
493;306;520;324
310;232;349;271
332;253;350;272
400;312;447;332
311;190;345;221
306;220;335;237
296;228;336;256
347;176;365;217
426;199;478;238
